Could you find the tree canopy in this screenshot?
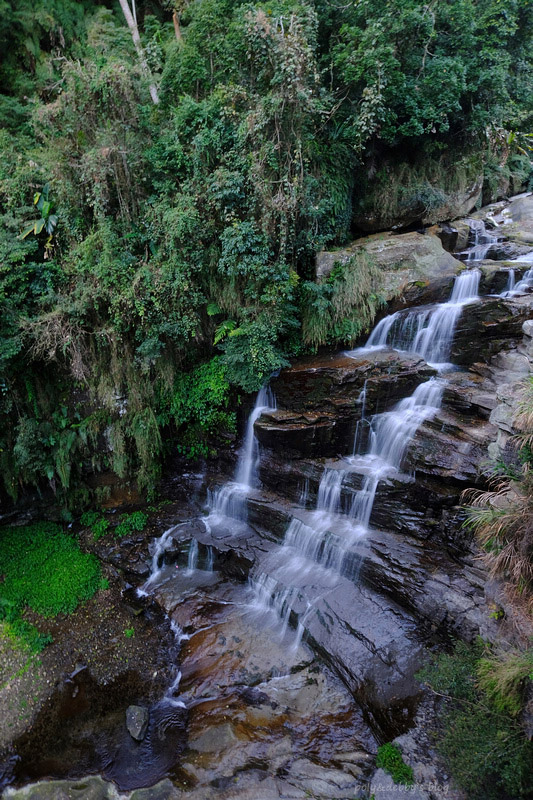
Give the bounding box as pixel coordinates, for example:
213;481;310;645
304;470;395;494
1;0;532;507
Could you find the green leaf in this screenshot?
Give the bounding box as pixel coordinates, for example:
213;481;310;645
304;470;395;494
214;319;236;345
45;215;58;234
20;225;35;240
207;302;222;316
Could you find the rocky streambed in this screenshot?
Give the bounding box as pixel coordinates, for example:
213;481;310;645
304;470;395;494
3;195;533;800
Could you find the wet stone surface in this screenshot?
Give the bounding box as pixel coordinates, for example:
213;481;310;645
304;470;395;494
151;569;376;799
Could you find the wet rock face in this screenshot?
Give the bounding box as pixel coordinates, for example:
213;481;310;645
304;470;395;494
257;455;462;543
404;411;495;483
477;261;529;295
257;352;436;458
154;579;376;798
451;296;532;365
270;351;436;411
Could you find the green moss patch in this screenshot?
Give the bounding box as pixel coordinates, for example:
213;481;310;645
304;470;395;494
0;522;101;625
376;742;414;785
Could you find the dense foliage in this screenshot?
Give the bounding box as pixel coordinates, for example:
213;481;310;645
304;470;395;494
418;639;533;799
1;0;533;504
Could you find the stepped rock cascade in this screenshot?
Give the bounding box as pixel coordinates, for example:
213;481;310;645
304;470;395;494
249;271;477;639
206;386;276;522
358;268;480;368
138;521;189;595
509;266;533;294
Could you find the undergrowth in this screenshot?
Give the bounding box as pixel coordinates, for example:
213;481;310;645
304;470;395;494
115;511;148;538
80;509;148;540
417;639;533;799
301;251;384;348
463;376;533;607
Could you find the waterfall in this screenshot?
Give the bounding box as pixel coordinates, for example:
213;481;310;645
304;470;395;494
236;386;276;487
504;264;533;295
207;386;276;521
358;268;480;368
250;270;477;640
186;538;198;574
137;522;186;596
462;219;499;262
501;269;516;296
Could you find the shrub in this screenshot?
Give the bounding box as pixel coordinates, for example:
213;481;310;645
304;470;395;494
168;356;236;454
115;511;148;538
301;252;383;348
463;377;533;606
0;601;52;653
477;650;533;716
81;510;110;541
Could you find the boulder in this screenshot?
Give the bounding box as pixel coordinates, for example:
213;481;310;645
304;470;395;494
126;705;149;741
2;778;113;800
508;194;533;227
436;220;470;252
316;231;462;308
498;194;533;245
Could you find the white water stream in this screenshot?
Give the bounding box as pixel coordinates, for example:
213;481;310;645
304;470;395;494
206;386;276;522
358;268;480;369
462;218;500;262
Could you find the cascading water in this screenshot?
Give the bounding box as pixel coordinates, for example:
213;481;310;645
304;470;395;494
462;218;500;262
358;268;480;368
186;538;198;574
505;262;533;294
249;269;479;640
206;386;276;521
138;522;187;596
501;269;516;296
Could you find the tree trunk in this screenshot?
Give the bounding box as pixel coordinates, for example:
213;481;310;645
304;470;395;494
118;0;159;104
172;11;183;42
